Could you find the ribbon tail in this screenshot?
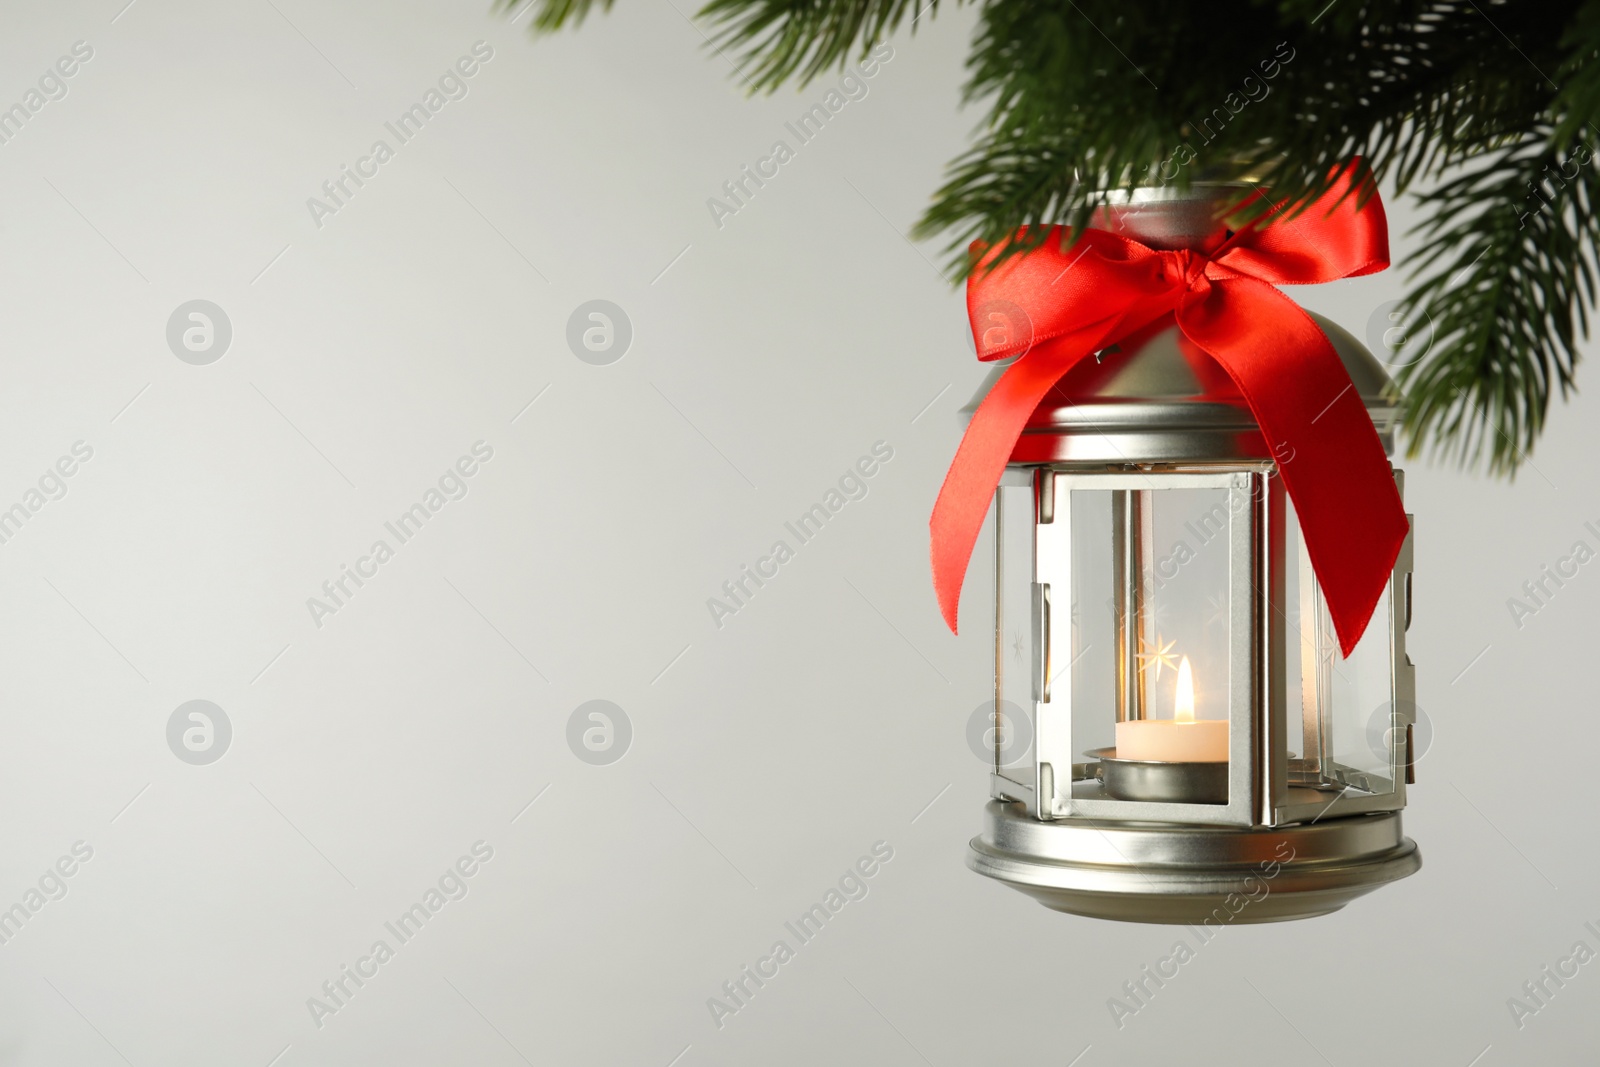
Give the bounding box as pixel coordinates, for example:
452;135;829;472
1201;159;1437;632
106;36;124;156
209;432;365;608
1178;278;1409;656
931;328;1115;633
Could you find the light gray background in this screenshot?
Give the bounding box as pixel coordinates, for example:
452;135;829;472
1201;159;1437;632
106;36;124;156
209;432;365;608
0;2;1595;1065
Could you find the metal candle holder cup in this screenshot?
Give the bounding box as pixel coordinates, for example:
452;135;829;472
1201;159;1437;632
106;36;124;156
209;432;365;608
1086;747;1229;805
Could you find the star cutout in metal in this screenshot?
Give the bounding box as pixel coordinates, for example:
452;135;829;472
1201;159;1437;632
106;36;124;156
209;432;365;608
1318;634;1340;668
1205;592;1227;631
1137;633;1179;680
1138;580;1174;630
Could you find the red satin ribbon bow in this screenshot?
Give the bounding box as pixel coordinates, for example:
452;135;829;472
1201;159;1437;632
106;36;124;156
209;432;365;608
931;164;1407;657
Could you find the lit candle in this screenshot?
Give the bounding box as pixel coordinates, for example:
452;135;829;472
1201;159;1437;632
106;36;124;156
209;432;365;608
1113;656;1228;762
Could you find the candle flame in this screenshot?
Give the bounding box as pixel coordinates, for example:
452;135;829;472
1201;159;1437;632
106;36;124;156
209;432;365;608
1175;656;1194;723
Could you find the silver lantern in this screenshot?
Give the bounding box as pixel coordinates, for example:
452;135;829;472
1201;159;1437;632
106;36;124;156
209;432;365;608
964;185;1421;924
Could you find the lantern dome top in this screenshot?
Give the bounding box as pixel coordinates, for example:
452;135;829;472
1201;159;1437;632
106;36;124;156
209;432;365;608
958;184;1399;465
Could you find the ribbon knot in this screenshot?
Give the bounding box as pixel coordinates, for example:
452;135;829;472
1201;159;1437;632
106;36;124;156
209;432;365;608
931;163;1408;657
1162;247;1211;290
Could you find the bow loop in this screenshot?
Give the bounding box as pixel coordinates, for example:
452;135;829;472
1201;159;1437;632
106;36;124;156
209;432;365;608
1208;176;1390;286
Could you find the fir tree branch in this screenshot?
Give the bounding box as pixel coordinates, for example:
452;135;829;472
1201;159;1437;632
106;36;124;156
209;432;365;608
1397;134;1600;472
697;0;949;90
495;0;615;34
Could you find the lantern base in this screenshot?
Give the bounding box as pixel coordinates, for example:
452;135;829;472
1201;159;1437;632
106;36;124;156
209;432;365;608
968;800;1420;924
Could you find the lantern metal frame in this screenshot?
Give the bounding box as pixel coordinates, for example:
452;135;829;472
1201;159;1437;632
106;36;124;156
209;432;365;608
970;459;1421;926
989;465;1417;828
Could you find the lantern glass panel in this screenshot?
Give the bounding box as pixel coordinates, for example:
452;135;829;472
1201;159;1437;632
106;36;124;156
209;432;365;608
993;482;1038;786
1063;480;1237;779
1285;495;1399;794
1066;490;1116;757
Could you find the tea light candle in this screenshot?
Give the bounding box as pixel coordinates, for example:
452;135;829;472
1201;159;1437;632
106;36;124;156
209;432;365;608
1114;656;1228;762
